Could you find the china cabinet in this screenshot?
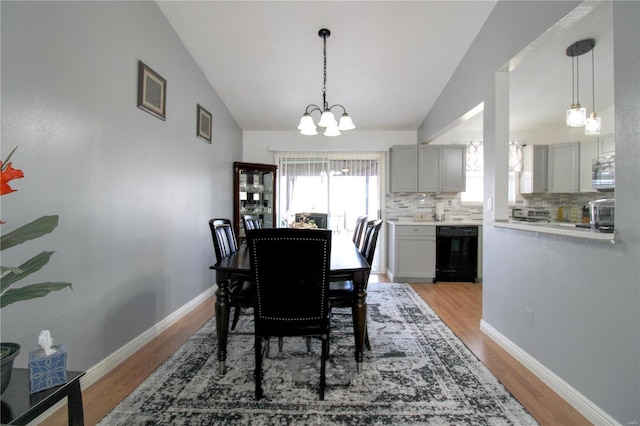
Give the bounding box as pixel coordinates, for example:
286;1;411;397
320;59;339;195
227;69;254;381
233;162;277;240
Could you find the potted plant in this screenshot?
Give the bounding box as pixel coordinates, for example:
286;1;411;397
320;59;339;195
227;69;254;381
0;147;72;394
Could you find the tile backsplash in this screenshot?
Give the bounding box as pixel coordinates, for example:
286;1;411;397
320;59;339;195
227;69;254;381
386;191;613;223
386;193;483;222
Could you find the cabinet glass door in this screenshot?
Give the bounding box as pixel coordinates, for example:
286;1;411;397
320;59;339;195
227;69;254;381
233;162;277;240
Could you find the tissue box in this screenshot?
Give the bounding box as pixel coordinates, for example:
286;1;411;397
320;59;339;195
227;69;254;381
28;343;67;393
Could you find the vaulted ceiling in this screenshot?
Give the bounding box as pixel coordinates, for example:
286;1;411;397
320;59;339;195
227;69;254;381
158;1;614;142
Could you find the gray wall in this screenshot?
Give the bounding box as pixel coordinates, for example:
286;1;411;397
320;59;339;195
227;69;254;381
1;1;242;370
419;1;639;424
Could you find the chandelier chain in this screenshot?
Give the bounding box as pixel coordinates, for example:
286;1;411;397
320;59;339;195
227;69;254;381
322;33;328;109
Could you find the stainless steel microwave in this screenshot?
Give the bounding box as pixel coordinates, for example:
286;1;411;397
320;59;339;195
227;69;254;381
592;155;615;191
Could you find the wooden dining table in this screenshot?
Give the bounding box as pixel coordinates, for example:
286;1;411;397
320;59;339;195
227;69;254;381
210;235;371;374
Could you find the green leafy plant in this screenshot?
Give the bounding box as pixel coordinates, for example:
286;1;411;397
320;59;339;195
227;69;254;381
1;147;72;310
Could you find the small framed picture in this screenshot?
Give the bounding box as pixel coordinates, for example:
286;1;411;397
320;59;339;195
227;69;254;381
197;104;212;143
137;61;166;120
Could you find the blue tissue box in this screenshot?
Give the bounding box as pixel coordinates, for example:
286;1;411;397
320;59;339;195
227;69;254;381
28;343;67;393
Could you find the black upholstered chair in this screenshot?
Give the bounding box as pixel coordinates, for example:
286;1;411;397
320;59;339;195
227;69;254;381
242;214;262;232
352;215;368;250
209;218;254;331
328;219;383;350
247;228;332;400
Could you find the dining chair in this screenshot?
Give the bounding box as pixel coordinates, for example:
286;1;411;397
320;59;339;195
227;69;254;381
247;228;332;400
352;215;368;250
242;214;262;232
209;218;254;331
295;212;328;229
328;219;383;351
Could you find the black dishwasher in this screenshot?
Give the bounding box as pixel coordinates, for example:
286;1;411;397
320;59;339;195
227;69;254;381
436;226;478;283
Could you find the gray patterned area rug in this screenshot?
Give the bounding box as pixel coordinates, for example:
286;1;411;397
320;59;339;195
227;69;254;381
99;283;538;425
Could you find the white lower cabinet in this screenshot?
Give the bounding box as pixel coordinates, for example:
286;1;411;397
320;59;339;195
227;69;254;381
387;223;435;282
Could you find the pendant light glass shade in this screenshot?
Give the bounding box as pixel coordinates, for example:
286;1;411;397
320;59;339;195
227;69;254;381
566;105;587;127
297;114;316;132
585;112;602;135
338;114;355;131
324;125;341;137
318;111;337;128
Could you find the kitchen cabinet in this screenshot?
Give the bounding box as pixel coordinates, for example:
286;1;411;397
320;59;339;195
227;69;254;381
580;140;598;192
548;142;580;193
387;222;436;282
233;162;277;240
418;145;466;192
389;145;418;192
389;144;465;193
598;133;615;157
520;145;548;194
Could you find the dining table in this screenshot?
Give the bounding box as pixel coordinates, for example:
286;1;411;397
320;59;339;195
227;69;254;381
210;234;371;374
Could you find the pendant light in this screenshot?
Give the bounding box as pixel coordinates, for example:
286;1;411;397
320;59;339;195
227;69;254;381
297;29;355;137
584;42;602;135
565;39;595;128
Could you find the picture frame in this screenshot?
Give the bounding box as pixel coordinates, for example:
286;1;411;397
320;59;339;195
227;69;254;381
137;61;166;120
197;104;212;143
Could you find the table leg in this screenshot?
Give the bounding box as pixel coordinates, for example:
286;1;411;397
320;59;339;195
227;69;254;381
352;270;368;373
215;277;231;374
67;379;84;426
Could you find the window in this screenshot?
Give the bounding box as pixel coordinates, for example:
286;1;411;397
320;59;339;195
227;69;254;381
460;141;522;204
275;151;384;271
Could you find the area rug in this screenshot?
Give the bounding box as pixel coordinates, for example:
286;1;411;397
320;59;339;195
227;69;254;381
99;283;538;425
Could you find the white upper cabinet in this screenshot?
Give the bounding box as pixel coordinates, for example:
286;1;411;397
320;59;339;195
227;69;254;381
390;145;418;193
520;145;548;194
418;145;466;193
390;144;465;193
547;142;580;193
580;140;598;192
598;133;615;157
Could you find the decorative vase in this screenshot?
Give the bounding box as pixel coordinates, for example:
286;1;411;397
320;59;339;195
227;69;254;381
1;342;21;394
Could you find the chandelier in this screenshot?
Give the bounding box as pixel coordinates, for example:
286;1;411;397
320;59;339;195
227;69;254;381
297;29;355;137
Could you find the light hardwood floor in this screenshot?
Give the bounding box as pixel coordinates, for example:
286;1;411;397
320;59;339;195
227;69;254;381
44;276;590;425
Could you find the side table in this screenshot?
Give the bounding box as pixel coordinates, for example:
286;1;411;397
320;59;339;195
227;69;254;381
1;368;85;425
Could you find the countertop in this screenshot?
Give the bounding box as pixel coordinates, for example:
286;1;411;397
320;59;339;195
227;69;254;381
493;220;615;243
387;220;483;227
386;219;614;243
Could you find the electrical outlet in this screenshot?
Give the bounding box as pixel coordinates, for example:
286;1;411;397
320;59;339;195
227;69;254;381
526;308;534;327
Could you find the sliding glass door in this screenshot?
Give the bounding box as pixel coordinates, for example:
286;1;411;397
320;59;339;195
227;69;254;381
276;152;384;271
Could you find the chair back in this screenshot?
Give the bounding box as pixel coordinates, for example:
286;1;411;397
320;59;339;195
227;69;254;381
352;215;368;249
295;212;328;229
243;214;262;231
209;218;239;262
361;219;383;266
247;228;332;335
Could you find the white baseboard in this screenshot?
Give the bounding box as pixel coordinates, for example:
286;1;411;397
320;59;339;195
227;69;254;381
33;287;215;424
480;319;619;426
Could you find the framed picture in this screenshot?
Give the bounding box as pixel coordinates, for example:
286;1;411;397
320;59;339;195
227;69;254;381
137;61;166;120
197;104;212;143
